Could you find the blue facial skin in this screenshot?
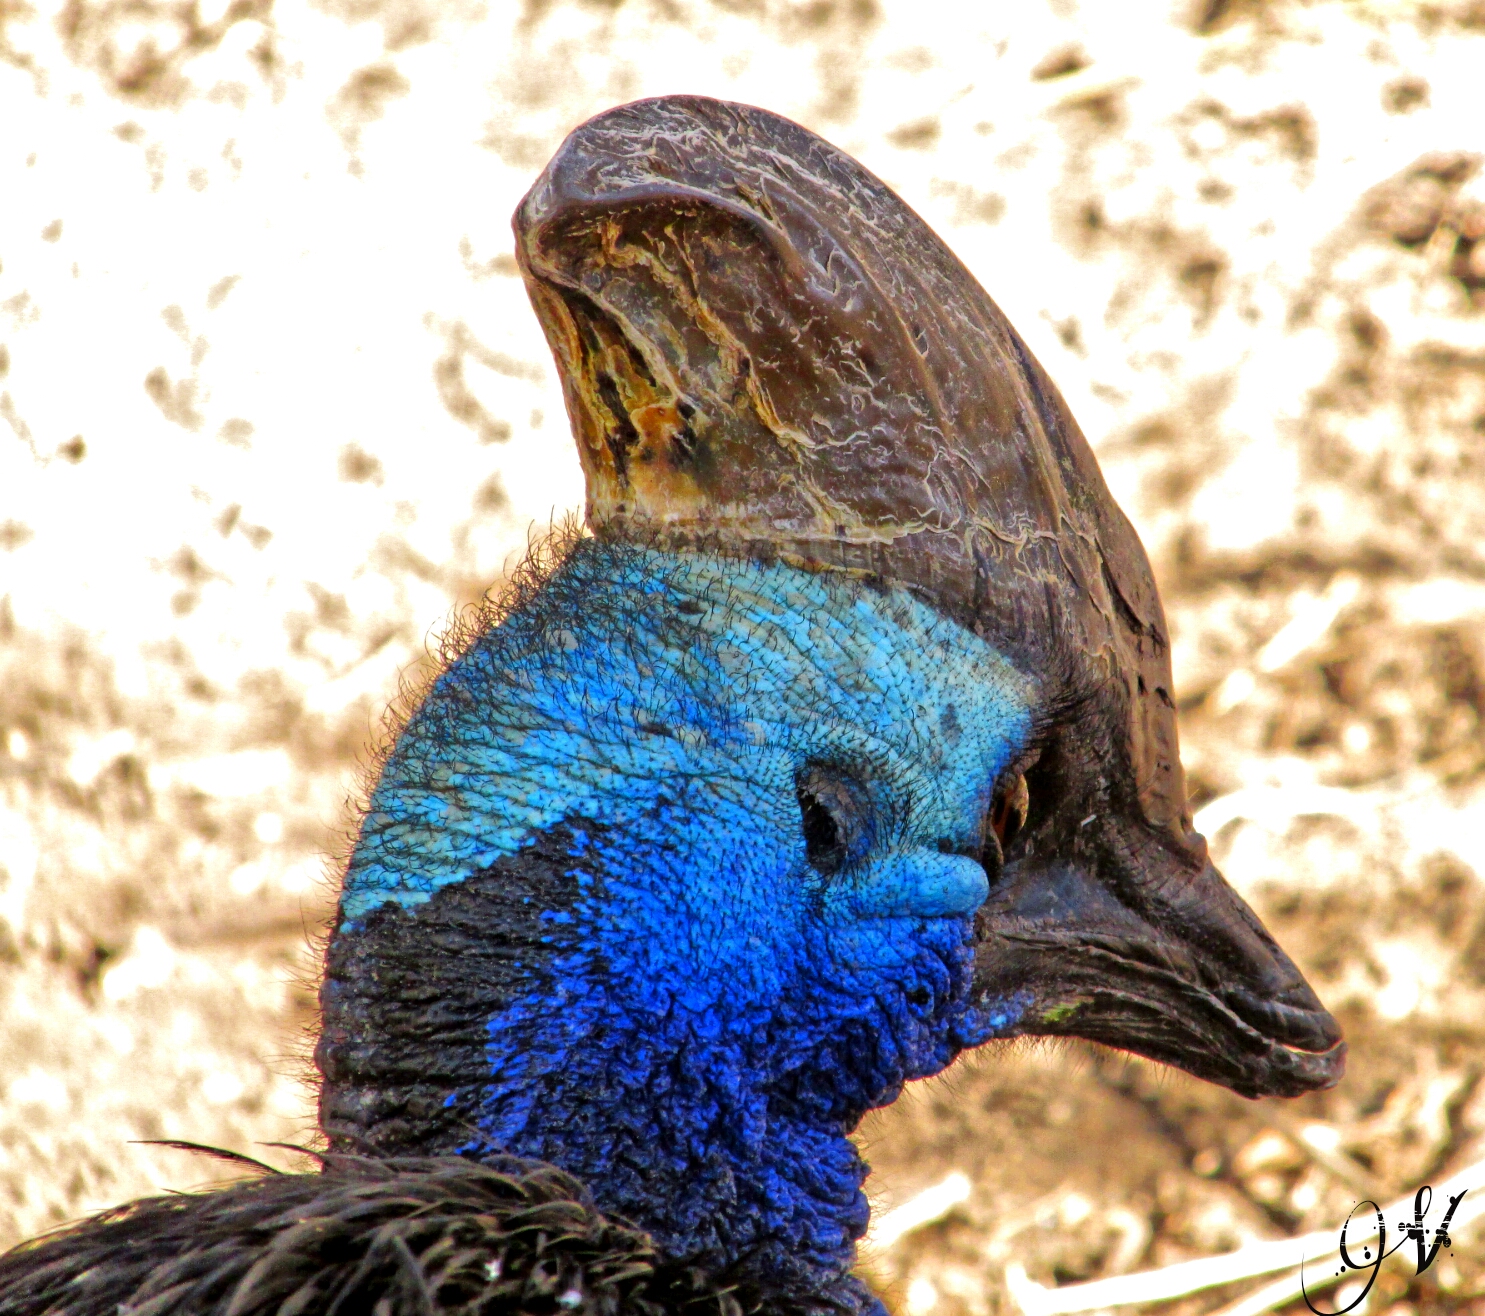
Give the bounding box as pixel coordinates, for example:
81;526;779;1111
342;543;1035;1306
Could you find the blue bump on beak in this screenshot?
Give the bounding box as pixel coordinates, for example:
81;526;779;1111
842;851;990;920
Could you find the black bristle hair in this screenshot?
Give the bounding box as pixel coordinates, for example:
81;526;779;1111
0;1154;825;1316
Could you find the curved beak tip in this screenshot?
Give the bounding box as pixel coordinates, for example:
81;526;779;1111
972;850;1347;1100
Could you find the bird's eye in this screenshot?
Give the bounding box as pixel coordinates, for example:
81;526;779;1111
989;771;1029;849
795;763;870;879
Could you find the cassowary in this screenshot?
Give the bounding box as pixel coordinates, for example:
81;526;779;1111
0;95;1344;1316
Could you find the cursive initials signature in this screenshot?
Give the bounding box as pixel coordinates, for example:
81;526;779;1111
1302;1185;1469;1314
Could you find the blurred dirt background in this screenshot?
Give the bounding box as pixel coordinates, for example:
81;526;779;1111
3;1;1485;1313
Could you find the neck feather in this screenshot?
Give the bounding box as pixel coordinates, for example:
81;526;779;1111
318;542;1033;1309
318;818;975;1302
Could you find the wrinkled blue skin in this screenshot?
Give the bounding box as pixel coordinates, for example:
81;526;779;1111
343;544;1036;1309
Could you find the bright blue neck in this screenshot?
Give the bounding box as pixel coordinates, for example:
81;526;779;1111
331;542;1036;1306
462;864;995;1296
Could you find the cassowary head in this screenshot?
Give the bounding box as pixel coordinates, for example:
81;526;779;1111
317;96;1343;1308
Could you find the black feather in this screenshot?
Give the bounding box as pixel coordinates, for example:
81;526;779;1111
0;1156;822;1316
130;1140;286;1176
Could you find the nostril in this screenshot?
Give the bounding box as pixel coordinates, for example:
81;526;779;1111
906;986;931;1009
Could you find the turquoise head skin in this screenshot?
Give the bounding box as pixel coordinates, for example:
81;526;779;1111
345;544;1034;930
334;540;1036;1304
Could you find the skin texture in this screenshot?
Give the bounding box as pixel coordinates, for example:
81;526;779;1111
323;540;1035;1303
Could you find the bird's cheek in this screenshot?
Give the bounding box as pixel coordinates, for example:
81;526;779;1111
831;851;989;920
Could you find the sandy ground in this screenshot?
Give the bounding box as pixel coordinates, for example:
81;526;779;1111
3;2;1485;1313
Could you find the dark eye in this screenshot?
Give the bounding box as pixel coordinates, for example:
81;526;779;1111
989;771;1029;849
795;763;870;879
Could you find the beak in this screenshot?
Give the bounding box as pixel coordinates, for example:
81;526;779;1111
972;725;1346;1100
